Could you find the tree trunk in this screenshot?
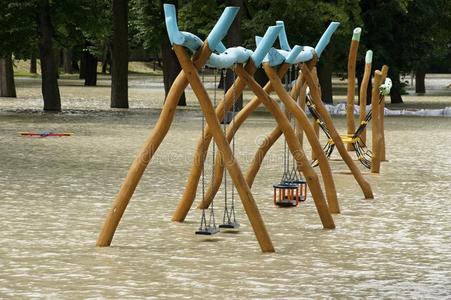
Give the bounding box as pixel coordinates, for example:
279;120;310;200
79;52;86;79
317;61;333;104
389;68;403;103
72;59;79;72
160;0;185;106
63;48;74;74
254;68;269;86
415;69;426;93
30;53;37;74
84;51;98;86
110;0;129;108
0;55;17;97
102;44;111;74
224;0;243;111
37;0;61;111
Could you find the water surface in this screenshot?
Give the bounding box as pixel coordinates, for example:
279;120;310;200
0;107;450;298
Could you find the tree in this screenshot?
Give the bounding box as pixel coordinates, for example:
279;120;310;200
360;1;404;102
0;56;17;97
243;0;362;104
37;0;61;111
224;0;244;110
160;0;186;106
0;0;36;98
110;0;129;108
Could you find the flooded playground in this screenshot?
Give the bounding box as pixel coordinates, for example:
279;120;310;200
0;77;450;298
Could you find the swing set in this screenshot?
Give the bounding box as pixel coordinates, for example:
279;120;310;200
96;4;377;253
306;29;392;173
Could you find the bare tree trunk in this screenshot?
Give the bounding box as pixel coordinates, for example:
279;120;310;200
317;61;333;104
0;55;17;97
389;68;403;103
63;48;74;74
224;0;243;111
110;0;129;108
79;51;86;79
30;53;37;74
160;0;185;106
72;59;79;72
102;44;111;74
84;51;98;86
37;0;61;111
415;69;426;93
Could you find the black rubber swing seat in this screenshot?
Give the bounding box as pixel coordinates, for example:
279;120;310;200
195;226;220;235
219;221;240;229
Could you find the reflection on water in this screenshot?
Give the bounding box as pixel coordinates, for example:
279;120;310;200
0;108;450;298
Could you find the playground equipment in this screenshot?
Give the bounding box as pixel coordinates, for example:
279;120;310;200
96;4;342;253
309;70;392;170
226;30;375;201
19;131;73;137
175;21;342;219
306;29;391;173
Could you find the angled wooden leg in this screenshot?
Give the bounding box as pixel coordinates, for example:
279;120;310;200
235;64;335;229
371;70;383;173
302;63;374;199
246;126;283;188
96;43;213;247
380;65;389;161
198;64;290;209
172;63;256;222
263;63;340;214
347;30;361;150
173;45;274;252
359;56;372;144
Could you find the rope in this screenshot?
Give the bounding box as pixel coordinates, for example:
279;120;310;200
198;67;217;233
198;68;208;231
222;68;230;225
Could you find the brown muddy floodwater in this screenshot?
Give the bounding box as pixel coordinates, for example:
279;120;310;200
0;76;450;298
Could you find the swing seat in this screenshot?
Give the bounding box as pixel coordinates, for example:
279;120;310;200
282;179;307;202
195;226;220;235
219;221;240;229
273;183;299;207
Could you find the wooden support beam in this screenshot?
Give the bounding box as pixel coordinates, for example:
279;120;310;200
173;45;275;252
346;31;361;150
380;65;389;161
371;70;383;173
172;62;257;222
234;64;335;229
199;64;290;209
263;63;340;214
96;42;213;247
359;56;372;144
302;63;374;199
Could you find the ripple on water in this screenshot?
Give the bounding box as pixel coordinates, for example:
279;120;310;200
0;113;450;298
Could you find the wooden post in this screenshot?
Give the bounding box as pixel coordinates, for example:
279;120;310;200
297;76;308;147
380;65;389;161
359;50;372;144
199;65;290;209
96;42;213;247
172;62;259;222
173;45;275;253
346;28;361;150
235;64;335;229
246;127;283;187
263;63;339;214
371;70;383;173
311;66;321;160
302;62;374;199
